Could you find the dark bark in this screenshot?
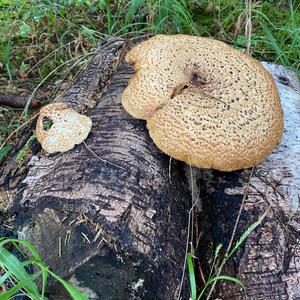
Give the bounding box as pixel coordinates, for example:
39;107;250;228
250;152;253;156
198;63;300;299
0;38;191;299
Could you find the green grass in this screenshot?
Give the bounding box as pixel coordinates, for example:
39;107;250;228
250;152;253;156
0;0;198;83
0;106;20;163
15;132;36;165
0;237;88;299
187;242;246;300
254;2;300;72
0;0;298;84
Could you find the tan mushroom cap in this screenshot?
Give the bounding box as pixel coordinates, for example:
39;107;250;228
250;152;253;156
122;34;284;171
36;102;92;153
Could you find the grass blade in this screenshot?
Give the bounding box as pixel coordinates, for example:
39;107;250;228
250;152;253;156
260;20;289;66
125;0;145;24
197;275;246;300
186;252;197;300
0;271;42;299
0;237;87;299
0;246;40;298
227;208;270;259
49;270;89;300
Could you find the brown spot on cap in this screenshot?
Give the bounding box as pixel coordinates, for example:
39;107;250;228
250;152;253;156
122;35;284;171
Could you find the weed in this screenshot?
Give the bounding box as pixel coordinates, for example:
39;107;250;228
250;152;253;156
253;1;300;74
0;107;21;163
0;41;13;82
15;133;36;165
0;145;12;163
0;0;298;84
0;237;88;299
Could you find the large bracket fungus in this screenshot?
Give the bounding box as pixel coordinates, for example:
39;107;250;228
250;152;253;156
36;102;92;153
122;34;284;171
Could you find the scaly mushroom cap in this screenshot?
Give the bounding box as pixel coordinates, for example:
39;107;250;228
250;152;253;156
36;102;92;153
122;35;283;171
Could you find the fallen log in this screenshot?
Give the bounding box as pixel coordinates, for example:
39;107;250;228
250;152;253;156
0;38;191;299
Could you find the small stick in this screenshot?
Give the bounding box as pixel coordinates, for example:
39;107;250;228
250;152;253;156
83;141;125;170
58;237;62;258
81;232;91;244
177;164;199;299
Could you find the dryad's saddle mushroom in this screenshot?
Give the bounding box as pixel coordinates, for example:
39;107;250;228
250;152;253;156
122;34;284;171
36;102;92;153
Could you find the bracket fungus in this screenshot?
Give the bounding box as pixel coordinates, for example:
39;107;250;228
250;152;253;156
122;35;284;171
36;102;92;153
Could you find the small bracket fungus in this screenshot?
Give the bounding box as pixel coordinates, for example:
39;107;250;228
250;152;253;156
36;102;92;153
122;35;284;171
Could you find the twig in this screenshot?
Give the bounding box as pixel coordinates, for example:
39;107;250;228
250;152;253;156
177;164;199;299
0;95;39;108
81;232;91;244
58;237;62;258
245;0;253;56
83;141;125;170
197;257;207;286
168;157;172;184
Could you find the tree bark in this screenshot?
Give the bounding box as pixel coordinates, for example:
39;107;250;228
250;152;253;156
0;37;190;299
